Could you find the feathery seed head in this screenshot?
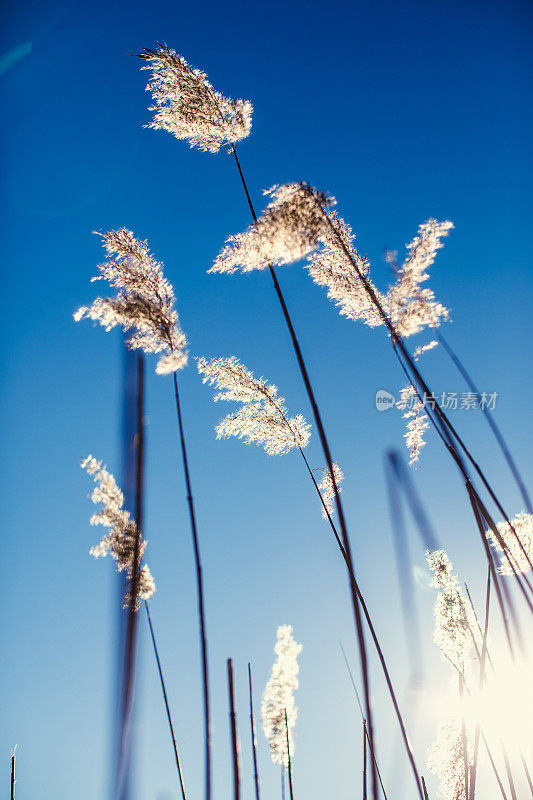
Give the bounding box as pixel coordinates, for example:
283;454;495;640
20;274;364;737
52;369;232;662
307;213;452;338
307;212;384;328
138;46;253;153
261;625;302;767
387;219;453;338
426;549;479;673
82;455;155;609
486;511;533;576
318;462;344;520
427;717;472;800
74;229;187;375
210;183;335;274
397;385;429;467
197;356;310;455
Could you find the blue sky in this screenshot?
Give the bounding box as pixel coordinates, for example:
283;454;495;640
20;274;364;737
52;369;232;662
1;0;532;798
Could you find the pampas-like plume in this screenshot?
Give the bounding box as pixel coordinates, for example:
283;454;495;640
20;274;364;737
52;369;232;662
211;182;451;340
427;718;472;800
138;45;252;153
261;625;302;767
486;511;533;575
74;229;188;375
81;455;155;608
397;385;429;467
386;219;453;338
197;356;310;455
426;549;479;674
318;462;344;519
210;183;335;274
306;212;384;328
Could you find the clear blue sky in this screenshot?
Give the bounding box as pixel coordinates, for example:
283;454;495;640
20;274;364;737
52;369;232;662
1;0;531;798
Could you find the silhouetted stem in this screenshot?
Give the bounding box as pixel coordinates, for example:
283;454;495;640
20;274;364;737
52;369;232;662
248;664;261;800
421;776;429;800
173;372;211;800
339;642;389;800
438;332;532;514
230;145;381;800
118;353;144;797
520;752;533;795
502;743;518;800
363;721;368;800
227;659;240;800
284;709;294;800
482;732;508;800
459;673;469;800
145;602;187;800
10;753;15;800
469;567;490;800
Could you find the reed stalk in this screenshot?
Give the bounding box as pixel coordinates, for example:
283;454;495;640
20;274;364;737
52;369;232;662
438;332;532;514
227;659;240;800
145;601;187;800
10;752;15;800
339;642;389;800
118;353;145;798
501;743;518;800
284;709;294;800
362;720;368;800
248;663;261;800
230;144;379;800
172;371;212;800
520;752;533;795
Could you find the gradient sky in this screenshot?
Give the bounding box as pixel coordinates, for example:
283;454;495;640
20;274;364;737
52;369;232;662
1;0;532;798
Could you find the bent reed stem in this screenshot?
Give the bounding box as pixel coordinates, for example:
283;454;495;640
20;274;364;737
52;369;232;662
173;372;211;800
229;145;382;800
145;601;187;800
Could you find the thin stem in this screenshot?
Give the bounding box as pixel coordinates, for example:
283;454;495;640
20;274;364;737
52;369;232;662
302;440;422;796
173;372;211;800
467;483;515;659
284;709;294;800
520;752;533;796
145;602;187;800
230;145;381;800
301;437;423;797
339;642;389;800
281;766;285;800
10;752;15;800
314;194;533;595
421;776;429;800
469;567;490;800
392;342;533;604
227;659;240;800
482;732;508;800
248;664;261;800
363;721;368;800
438;332;532;513
459;673;469;800
501;742;518;800
118;353;145;797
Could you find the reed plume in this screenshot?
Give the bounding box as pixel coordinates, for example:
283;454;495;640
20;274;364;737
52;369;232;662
486;511;533;576
317;462;344;520
138;46;252;153
76;230;212;800
81;455;155;608
197;356;310;454
74;228;188;375
427;717;473;800
261;625;302;769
